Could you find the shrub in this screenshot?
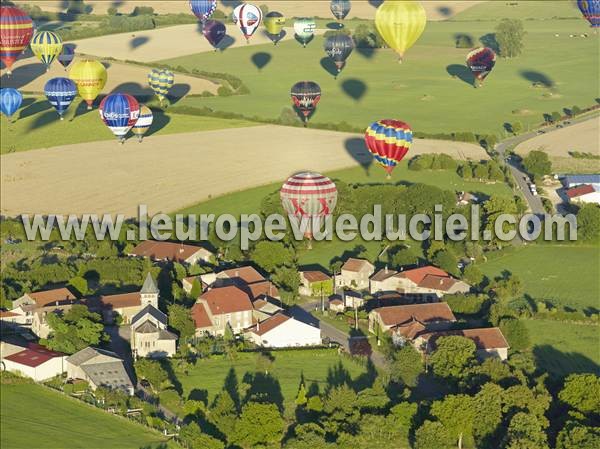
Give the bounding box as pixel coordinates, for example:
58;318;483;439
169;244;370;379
455;34;474;48
130;6;154;16
217;85;233;97
107;6;117;15
278;107;302;126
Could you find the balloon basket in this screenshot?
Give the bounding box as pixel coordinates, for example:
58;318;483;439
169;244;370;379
60;116;64;121
87;105;92;111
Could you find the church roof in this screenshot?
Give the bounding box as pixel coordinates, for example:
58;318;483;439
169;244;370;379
141;273;159;294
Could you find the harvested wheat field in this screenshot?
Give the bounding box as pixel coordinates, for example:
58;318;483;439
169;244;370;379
1;125;488;217
0;56;219;95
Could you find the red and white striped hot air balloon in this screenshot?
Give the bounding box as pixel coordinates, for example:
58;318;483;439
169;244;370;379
280;172;338;241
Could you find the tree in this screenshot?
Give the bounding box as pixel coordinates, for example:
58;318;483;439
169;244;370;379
455;34;474;48
462;264;484;288
503;412;549;449
446;293;486;315
45;305;107;354
209;391;238;442
107;6;117;15
490;273;523;302
431;394;475;449
388;344;424;387
571;105;582;115
179;422;225;449
522;150;552;180
231;402;285;449
473;163;489;180
551;111;562;122
167;303;196;340
415;420;453;449
430;336;476;381
559;374;600;415
134;359;169;392
577;204;600;242
272;265;300;303
68;276;88;296
556;422;600;449
390;246;419;268
306;395;324;413
495;19;526;57
499;318;530;351
250;241;294;272
323;385;360;435
295;381;308;406
433;250;459;277
511;121;523;134
356;379;389;412
190;278;203;298
473;383;504;447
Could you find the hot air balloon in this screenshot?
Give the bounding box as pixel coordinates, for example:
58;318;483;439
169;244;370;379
0;88;23;119
466;47;496;87
132;105;154;142
364;120;413;178
294;18;316;47
324;33;355;76
0;6;34;75
264;11;286;45
30;30;63;70
99;93;140;143
375;1;426;63
331;0;351;22
291;81;321;126
44;77;77;120
69;59;107;110
577;0;600;27
233;3;263;43
280;172;338;243
58;44;75;70
148;69;174;105
189;0;217;23
203;19;226;50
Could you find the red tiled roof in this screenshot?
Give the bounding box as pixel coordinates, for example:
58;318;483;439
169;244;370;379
99;292;141;309
400;266;449;285
373;303;456;327
220;266;265;284
566;184;595;199
393;319;427;340
418;275;460;292
249;313;290;336
4;345;64;367
371;268;399;282
342;258;373;273
247;281;279;299
201;286;253;315
421;327;509;350
0;310;19;318
329;298;344;306
130;241;209;262
301;271;331;282
191;302;212;329
28;288;76;307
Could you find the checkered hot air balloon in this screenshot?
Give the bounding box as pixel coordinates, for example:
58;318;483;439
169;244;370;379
364;120;413;178
330;0;351;22
466;47;496;87
578;0;600;27
99;93;140;144
148;68;174;105
0;6;34;75
30;30;63;70
132;105;154;142
233;3;263;43
189;0;217;23
44;77;77;120
280;172;338;241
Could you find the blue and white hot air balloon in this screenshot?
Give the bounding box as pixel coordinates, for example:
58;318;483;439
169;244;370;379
0;88;23;119
189;0;217;23
99;93;140;143
44;77;77;119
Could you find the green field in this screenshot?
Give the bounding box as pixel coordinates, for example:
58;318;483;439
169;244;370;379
0;383;174;449
163;4;599;135
523;319;600;377
0;104;257;154
480;245;600;310
174;349;369;418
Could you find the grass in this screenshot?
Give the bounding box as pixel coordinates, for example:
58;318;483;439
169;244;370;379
0;102;258;154
479;244;600;310
0;383;175;449
162;7;599;135
523;319;600;377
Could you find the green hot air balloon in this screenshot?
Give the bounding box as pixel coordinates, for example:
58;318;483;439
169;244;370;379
294;18;316;48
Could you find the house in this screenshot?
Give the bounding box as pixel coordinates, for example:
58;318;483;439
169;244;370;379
329;295;345;313
196;266;280;302
130;305;177;359
1;343;66;381
31;303;76;339
12;287;77;309
562;174;600;188
299;270;332;297
66;347;134;395
566;184;600;205
182;276;208;295
191;285;254;336
252;298;283;322
245;312;321;348
129;240;214;265
418;327;510;361
336;258;375;291
342;290;365;309
92;273;159;324
368;303;456;336
370;265;470;300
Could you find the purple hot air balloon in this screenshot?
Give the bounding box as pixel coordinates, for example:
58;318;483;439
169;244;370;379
202;19;226;50
58;44;75;70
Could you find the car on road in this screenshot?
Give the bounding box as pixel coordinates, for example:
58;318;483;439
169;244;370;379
537;130;545;134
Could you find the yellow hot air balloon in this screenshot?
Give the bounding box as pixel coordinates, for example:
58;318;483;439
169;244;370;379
69;59;107;110
375;1;426;62
30;31;63;70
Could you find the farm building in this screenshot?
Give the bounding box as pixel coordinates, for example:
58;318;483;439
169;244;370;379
1;343;66;381
66;347;134;395
562;174;600;188
299;270;333;296
245;312;321;348
128;240;214;265
565;184;600;205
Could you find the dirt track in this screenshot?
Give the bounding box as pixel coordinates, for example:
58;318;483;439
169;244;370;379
1;125;488;217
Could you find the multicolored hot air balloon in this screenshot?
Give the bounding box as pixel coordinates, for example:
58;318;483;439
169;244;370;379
364;120;413;178
99;93;140;143
233;3;263;43
0;88;23;119
203;20;226;49
324;33;355;76
577;0;600;27
280;172;338;242
132;105;153;142
0;6;34;75
291;81;321;126
30;30;63;70
264;11;286;45
148;69;174;104
189;0;217;23
44;77;77;120
331;0;351;21
69;59;107;110
294;18;316;47
466;47;496;87
375;1;426;62
58;44;75;70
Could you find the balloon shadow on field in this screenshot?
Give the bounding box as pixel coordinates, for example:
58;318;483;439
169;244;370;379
453;33;474;48
102;61;112;70
520;70;554;88
320;57;339;78
251;52;272;71
261;29;286;45
341;78;368;102
143;108;171;138
295;34;314;48
0;63;46;89
356;46;376;59
345;137;373;175
19;100;52;120
326;22;343;30
368;0;384;8
71;99;96;120
218;35;236;52
438;6;453;17
110;82;155;102
168;83;191;104
129;36;150;49
446;64;474;86
27;110;60;131
479;33;500;53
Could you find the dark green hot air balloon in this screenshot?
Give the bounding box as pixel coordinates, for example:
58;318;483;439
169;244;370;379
324;33;355;77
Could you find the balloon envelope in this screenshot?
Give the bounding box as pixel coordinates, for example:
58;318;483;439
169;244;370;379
577;0;600;27
264;11;285;43
0;6;34;74
331;0;351;21
364;120;413;176
99;93;140;141
189;0;217;22
0;88;23;118
233;3;263;41
375;0;426;61
148;69;174;103
466;47;496;84
324;33;355;72
132;105;154;141
44;77;77;118
290;81;321;123
294;18;316;46
202;19;226;48
58;44;75;69
31;30;63;68
69;59;107;109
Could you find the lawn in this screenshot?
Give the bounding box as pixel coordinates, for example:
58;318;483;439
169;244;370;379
0;383;175;449
479;244;600;311
523;319;600;377
174;349;369;418
162;3;599;135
